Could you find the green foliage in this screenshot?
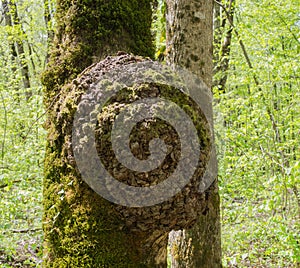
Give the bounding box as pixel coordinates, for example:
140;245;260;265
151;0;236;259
0;0;299;267
0;0;47;266
152;0;166;60
214;0;300;266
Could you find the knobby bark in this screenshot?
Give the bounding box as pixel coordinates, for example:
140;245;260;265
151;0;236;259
166;0;222;267
41;1;171;266
43;0;216;266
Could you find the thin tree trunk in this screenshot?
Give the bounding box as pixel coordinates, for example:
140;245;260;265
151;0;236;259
11;2;31;92
2;0;18;73
166;0;222;267
213;0;235;92
2;0;31;95
43;0;55;62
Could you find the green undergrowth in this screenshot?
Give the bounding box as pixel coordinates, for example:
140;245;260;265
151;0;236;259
1;0;299;267
0;91;45;267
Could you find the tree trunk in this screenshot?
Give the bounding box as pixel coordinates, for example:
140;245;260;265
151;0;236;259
43;0;55;61
2;0;18;84
166;0;222;267
213;0;236;93
42;1;168;266
43;0;216;266
2;0;31;94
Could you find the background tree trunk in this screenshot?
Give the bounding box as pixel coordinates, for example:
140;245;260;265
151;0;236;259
213;0;235;93
166;0;222;267
2;0;17;64
43;0;55;60
41;1;169;267
2;0;31;93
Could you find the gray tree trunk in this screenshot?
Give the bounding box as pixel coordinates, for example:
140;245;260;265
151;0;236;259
166;0;222;267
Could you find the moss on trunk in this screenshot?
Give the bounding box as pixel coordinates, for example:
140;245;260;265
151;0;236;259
42;0;154;102
42;1;161;267
43;50;211;267
42;1;214;267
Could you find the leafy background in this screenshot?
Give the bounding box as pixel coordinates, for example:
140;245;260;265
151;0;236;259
0;0;299;267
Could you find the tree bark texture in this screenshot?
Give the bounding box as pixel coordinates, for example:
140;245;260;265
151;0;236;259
42;1;165;267
42;0;155;102
166;0;222;267
42;0;213;266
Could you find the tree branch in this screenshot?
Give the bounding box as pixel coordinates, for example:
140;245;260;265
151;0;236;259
215;0;260;86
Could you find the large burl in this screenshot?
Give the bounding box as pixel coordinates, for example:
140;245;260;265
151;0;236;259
60;53;212;238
